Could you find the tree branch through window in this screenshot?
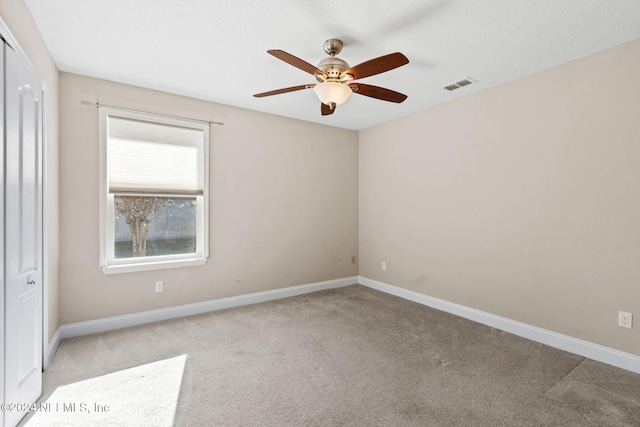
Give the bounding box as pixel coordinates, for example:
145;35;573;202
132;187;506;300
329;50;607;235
114;196;172;257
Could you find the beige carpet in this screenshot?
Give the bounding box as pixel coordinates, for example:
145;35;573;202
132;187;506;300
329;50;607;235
20;285;640;426
25;355;185;426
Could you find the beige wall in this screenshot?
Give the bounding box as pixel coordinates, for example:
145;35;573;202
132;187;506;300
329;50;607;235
0;2;60;342
59;73;359;324
359;39;640;356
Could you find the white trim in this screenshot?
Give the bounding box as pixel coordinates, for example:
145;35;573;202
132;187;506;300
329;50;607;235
99;107;108;270
41;82;50;373
60;277;357;339
101;256;207;274
358;276;640;375
44;327;62;370
0;17;8;417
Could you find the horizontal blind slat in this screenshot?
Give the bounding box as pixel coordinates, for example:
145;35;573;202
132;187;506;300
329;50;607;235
108;187;203;196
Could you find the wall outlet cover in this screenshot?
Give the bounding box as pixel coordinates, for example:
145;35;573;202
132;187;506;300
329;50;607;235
618;311;632;329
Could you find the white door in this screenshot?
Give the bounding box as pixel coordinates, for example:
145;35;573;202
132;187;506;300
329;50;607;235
3;41;43;427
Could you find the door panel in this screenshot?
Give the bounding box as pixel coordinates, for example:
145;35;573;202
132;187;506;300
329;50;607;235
18;83;38;275
17;292;37;386
3;42;43;427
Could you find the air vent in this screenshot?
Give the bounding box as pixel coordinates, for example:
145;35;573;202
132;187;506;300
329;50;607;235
444;77;477;91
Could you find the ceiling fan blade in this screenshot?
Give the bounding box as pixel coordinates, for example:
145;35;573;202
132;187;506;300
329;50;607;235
349;83;407;103
343;52;409;80
321;102;335;116
253;84;314;98
268;50;325;76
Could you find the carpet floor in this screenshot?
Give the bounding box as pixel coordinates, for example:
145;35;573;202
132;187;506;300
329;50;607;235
20;285;640;426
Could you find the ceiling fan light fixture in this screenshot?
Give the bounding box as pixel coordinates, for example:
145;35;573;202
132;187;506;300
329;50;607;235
313;82;352;106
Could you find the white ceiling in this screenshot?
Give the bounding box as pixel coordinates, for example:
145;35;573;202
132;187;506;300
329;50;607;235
24;0;640;131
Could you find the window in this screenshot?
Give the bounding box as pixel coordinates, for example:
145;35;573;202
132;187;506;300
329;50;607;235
99;107;209;273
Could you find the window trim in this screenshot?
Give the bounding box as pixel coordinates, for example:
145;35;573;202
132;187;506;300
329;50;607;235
99;107;209;274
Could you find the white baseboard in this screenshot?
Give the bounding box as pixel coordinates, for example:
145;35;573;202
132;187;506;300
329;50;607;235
358;276;640;375
44;327;62;370
49;275;640;375
59;276;357;340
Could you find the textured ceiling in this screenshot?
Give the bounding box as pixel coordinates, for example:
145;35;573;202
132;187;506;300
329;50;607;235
24;0;640;131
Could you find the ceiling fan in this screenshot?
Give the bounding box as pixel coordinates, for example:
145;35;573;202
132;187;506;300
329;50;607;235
253;39;409;116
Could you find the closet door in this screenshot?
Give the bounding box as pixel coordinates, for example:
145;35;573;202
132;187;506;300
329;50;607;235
3;41;43;427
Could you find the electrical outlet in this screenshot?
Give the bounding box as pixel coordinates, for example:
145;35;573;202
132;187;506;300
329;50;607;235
155;281;164;292
618;311;632;329
381;261;387;271
351;256;356;264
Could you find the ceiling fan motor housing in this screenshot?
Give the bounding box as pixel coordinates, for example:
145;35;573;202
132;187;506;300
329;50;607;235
315;57;352;83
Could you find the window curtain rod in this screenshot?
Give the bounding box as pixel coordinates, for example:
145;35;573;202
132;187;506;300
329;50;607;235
80;101;224;126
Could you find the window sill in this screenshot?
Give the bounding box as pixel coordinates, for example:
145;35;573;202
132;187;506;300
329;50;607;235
101;257;208;275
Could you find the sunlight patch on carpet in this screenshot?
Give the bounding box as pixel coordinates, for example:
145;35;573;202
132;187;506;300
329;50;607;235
26;354;187;427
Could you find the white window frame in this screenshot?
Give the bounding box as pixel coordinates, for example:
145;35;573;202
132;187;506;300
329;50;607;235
99;107;209;274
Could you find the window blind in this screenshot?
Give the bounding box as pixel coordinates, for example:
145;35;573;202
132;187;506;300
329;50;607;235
107;116;205;195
